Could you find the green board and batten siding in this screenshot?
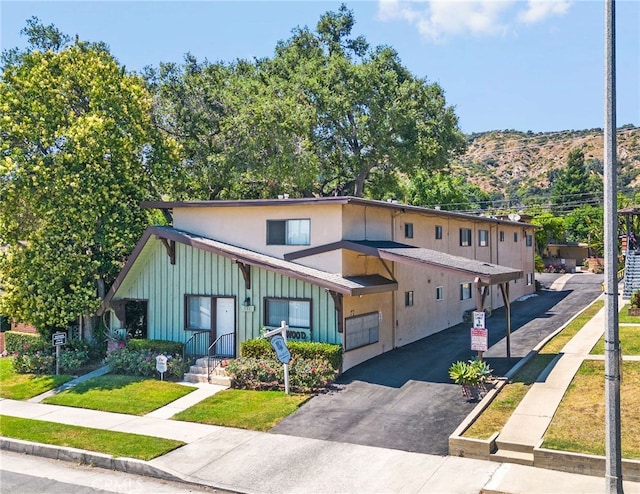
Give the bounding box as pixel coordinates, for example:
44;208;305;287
112;239;340;349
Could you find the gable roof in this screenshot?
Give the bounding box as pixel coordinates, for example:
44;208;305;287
284;240;523;286
98;226;398;314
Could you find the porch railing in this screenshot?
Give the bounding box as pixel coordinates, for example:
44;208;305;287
206;333;236;382
183;330;210;361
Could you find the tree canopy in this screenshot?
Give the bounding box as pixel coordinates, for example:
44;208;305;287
0;19;176;334
147;4;466;199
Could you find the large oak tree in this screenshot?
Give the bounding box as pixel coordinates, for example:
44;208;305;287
0;19;176;336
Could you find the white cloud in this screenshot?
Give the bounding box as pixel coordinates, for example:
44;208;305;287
517;0;571;25
377;0;572;42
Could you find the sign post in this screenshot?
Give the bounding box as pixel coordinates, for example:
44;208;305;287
52;332;67;375
156;355;168;381
264;321;291;394
471;311;488;359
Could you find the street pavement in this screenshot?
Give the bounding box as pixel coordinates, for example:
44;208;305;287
3;271;640;493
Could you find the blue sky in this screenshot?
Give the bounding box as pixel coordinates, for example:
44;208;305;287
1;1;638;134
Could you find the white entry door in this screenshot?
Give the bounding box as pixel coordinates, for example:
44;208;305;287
215;297;235;356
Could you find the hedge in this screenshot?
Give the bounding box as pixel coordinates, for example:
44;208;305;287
4;331;47;354
240;338;343;370
126;339;183;355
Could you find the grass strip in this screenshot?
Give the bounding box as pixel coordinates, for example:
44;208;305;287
0;358;73;400
542;360;640;459
0;414;184;460
462;299;604;440
590;325;640;355
173;389;310;431
42;374;195;415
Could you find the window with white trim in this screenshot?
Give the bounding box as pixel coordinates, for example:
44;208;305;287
479;230;489;247
267;219;310;245
460;282;472;300
264;298;311;328
527;273;534;285
436;286;444;301
460;228;472;247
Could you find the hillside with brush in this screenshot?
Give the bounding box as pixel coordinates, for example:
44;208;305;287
451;126;640;201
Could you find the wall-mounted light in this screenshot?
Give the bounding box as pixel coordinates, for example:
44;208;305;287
244;297;251;306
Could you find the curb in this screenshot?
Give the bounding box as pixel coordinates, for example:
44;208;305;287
1;437;185;483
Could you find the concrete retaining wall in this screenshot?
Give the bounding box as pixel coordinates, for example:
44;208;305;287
535;446;640;482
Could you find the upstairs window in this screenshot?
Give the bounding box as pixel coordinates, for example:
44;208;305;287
526;234;533;247
436;286;444;301
499;231;505;242
405;291;414;306
460;228;472;247
267;219;310;245
479;230;489;247
404;223;414;239
435;225;443;240
514;232;519;242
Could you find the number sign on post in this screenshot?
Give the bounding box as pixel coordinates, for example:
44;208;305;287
52;332;67;375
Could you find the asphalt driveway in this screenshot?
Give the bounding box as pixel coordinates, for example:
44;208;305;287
270;272;604;455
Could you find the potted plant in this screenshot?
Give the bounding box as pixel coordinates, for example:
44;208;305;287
448;358;493;400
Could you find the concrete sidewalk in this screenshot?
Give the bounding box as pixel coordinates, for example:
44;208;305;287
496;300;608;452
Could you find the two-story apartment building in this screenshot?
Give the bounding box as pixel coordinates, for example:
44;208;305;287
99;197;535;371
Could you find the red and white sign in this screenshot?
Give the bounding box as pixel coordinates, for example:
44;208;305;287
471;327;488;352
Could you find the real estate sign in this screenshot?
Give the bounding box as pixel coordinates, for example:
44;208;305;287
471;328;488;352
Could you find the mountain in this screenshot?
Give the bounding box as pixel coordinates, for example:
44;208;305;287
450;126;640;201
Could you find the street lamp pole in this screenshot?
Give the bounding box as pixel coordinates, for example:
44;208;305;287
603;0;623;492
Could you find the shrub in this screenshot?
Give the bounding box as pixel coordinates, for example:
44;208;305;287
59;347;91;373
240;338;343;370
13;350;56;374
103;347;188;380
226;356;338;392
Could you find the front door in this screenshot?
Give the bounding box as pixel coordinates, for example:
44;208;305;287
213;297;235;357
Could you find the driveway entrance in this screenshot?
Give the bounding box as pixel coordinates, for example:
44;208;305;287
270;272;604;455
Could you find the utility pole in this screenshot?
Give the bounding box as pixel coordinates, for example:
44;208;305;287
603;0;623;492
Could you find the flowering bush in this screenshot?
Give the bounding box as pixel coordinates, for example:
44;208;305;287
544;264;566;274
13;347;56;374
226;356;338;392
103;347;188;379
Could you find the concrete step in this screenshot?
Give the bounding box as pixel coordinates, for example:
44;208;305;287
183;372;231;386
495;439;534;455
490;449;534;466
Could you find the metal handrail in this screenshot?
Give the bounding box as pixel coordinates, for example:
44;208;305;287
183;330;209;361
206;332;236;382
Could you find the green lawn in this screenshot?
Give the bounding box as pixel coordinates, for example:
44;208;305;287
173;389;310;431
0;414;184;460
42;374;195;415
463;300;604;440
542;360;640;459
0;357;73;400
